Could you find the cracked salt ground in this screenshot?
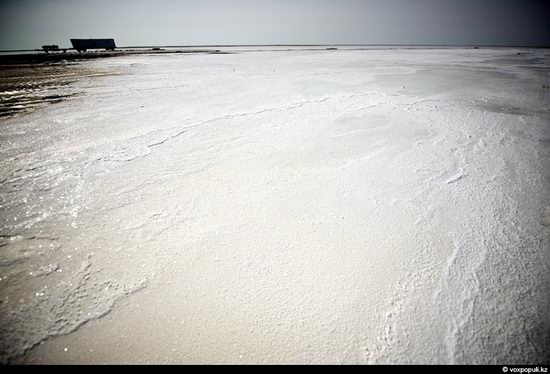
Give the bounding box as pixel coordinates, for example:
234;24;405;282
0;47;549;364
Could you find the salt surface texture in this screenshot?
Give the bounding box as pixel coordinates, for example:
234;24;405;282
0;47;549;364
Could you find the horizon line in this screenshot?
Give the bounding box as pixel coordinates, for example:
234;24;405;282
2;43;550;53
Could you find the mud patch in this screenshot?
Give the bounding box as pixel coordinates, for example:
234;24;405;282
0;62;114;118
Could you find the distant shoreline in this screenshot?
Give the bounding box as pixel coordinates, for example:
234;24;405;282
0;49;226;65
1;44;548;65
2;43;550;54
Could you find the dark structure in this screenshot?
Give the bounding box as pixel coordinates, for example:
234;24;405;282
70;39;116;53
42;45;66;53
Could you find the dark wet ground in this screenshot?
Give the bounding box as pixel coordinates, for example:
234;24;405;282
0;49;229;119
0;62;87;118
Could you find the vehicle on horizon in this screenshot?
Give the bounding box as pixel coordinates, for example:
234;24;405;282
42;45;67;53
70;38;116;53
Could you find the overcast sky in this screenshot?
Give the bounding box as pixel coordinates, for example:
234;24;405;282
1;0;549;50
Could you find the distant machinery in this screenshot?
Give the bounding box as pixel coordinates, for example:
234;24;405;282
42;45;66;53
70;39;116;53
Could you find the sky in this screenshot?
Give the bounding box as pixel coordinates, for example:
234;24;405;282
0;0;549;50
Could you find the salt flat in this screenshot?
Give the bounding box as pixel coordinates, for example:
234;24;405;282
0;47;549;364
